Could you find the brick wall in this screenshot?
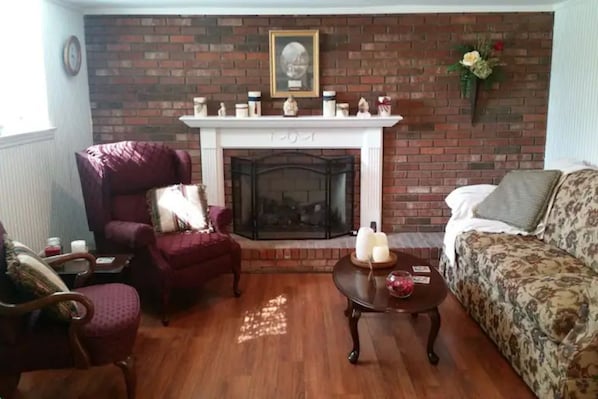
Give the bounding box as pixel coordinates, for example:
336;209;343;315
85;13;553;233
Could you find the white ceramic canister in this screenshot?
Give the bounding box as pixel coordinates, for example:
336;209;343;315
193;97;208;117
336;103;349;117
235;103;249;117
248;91;262;117
322;90;336;117
377;96;391;117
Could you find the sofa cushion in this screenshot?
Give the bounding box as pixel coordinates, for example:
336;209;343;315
507;274;591;343
474;169;561;231
147;184;211;233
4;238;78;321
445;184;496;220
457;232;594;288
456;231;596;343
544;169;598;273
155;231;233;270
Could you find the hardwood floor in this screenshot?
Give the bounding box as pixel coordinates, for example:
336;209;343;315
16;274;535;399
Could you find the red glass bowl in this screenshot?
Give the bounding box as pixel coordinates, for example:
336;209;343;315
386;270;414;298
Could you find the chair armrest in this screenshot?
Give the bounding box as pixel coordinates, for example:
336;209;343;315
209;206;232;234
0;291;96;369
558;279;598;398
105;220;155;248
0;291;94;324
45;252;97;288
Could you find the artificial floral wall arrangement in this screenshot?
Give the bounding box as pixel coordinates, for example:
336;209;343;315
448;38;505;123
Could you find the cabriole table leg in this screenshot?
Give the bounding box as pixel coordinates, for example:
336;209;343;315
347;300;361;364
426;307;441;365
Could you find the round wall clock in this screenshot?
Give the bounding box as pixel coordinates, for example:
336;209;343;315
63;35;82;76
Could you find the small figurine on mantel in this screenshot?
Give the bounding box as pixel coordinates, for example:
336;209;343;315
356;97;371;118
283;95;298;117
218;102;226;117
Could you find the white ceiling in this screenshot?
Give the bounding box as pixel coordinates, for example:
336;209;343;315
60;0;565;15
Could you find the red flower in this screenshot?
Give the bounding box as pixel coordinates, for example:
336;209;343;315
493;41;505;51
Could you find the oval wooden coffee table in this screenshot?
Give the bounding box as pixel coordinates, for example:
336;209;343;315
332;251;447;365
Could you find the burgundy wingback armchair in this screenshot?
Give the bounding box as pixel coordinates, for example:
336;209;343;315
0;221;140;399
75;141;241;325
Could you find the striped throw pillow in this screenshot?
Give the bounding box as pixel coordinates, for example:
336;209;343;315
474;170;562;232
147;184;212;233
4;238;78;321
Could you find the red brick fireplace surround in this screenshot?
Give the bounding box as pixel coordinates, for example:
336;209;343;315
85;12;552;269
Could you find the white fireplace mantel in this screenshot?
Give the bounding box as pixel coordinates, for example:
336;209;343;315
180;115;403;229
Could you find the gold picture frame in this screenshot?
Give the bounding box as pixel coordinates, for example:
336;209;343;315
269;29;319;98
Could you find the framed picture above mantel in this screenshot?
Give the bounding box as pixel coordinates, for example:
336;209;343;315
269;29;319;98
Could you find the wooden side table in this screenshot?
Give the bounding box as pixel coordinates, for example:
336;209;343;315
54;254;133;287
332;251;447;364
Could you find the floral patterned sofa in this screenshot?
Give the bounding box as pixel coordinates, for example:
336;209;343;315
440;169;598;399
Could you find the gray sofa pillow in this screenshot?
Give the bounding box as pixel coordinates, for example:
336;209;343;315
474;170;562;231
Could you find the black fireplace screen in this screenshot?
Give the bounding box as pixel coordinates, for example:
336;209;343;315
231;151;354;240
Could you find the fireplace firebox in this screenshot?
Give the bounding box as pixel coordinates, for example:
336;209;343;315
231;151;354;240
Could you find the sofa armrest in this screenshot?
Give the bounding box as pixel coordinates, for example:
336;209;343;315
558;279;598;398
105;220;155;248
209;206;232;234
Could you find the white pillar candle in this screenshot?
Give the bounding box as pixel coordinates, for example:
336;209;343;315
355;227;375;261
373;232;388;247
372;245;390;263
70;240;87;253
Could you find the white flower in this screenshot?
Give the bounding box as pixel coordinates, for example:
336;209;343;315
461;51;481;67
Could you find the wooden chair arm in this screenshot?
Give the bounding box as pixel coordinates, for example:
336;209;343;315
0;291;95;368
44;252;96;288
0;291;94;324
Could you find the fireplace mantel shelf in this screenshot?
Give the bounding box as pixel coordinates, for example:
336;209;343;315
180;114;403;229
180;115;403;129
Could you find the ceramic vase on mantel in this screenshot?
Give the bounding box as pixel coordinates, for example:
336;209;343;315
469;77;482;124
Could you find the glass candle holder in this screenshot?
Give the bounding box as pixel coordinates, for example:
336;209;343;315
386;270;414;298
44;237;62;257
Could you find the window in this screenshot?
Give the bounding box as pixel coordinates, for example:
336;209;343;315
0;0;50;136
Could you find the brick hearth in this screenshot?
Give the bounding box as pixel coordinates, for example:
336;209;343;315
237;232;443;272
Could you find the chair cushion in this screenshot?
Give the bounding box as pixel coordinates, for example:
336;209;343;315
4;238;78;321
76;283;140;365
474;169;561;231
156;231;233;269
147;184;211;233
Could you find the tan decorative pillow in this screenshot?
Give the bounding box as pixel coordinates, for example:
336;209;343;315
474;170;562;231
4;238;78;321
147;184;212;233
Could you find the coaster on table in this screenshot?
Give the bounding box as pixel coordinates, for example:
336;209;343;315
413;276;430;284
96;256;115;264
412;265;431;273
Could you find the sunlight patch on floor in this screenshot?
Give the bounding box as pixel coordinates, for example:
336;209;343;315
237;294;287;343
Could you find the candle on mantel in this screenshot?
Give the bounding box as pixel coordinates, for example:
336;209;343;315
355;227;375;261
372;245;390;262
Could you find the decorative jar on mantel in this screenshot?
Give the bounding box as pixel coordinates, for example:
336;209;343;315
377;96;391;117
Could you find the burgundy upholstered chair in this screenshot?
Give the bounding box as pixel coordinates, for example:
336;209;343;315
0;221;140;399
75;141;241;325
